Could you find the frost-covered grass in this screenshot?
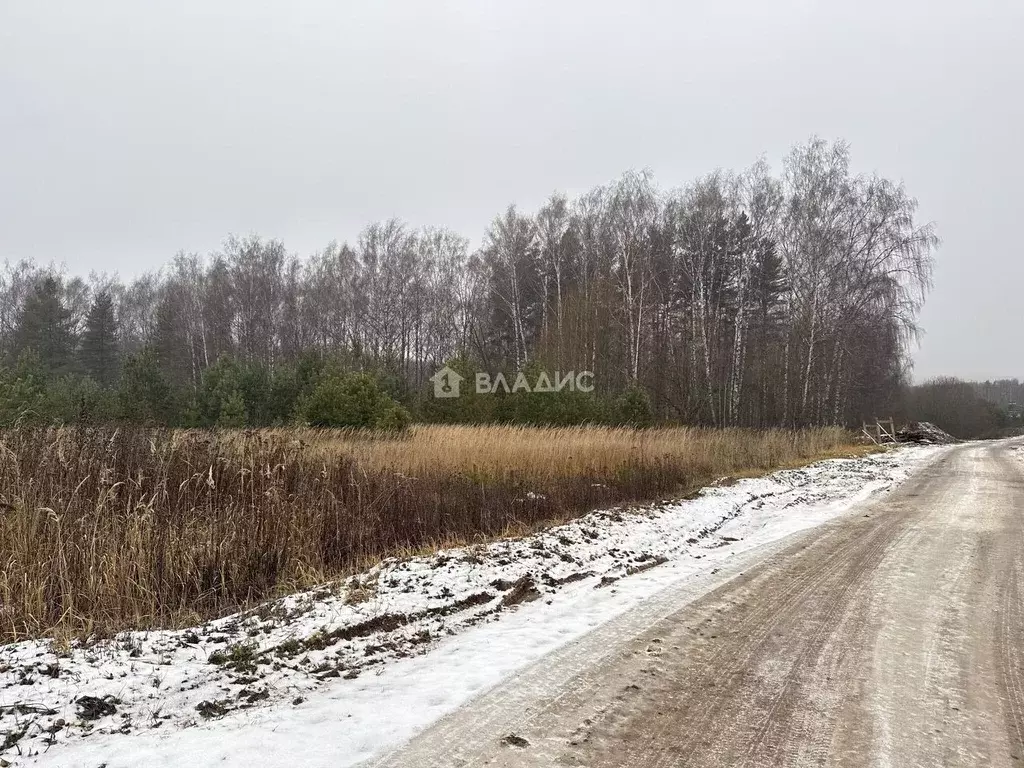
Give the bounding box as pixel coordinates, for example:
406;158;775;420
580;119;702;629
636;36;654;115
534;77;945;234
0;425;856;643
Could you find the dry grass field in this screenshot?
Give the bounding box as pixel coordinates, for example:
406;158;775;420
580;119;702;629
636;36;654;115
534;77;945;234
0;425;859;642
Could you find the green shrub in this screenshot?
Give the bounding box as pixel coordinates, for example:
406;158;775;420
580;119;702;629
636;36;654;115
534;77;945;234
0;350;47;425
44;375;118;425
303;372;408;431
614;384;653;428
374;401;412;431
118;348;179;425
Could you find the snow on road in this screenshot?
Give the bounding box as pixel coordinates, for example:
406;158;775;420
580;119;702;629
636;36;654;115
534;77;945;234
0;444;947;768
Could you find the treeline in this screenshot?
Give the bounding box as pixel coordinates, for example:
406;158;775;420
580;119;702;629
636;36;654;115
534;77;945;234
897;377;1024;439
0;138;938;429
971;379;1024;409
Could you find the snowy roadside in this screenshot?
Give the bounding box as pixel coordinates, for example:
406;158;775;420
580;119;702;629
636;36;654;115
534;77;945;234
1011;443;1024;463
0;444;948;768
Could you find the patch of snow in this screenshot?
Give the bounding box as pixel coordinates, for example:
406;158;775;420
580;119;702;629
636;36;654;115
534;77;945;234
0;444;947;767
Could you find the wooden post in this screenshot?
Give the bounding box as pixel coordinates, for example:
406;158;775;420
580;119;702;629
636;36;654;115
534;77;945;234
862;422;879;444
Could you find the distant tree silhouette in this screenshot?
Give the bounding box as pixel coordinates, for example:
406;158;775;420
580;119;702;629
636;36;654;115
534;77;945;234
13;275;76;376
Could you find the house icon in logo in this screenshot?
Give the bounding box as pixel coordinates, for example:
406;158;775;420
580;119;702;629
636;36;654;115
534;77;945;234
430;366;465;398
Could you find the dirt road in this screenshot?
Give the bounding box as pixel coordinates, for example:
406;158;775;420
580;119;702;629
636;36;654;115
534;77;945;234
375;440;1024;767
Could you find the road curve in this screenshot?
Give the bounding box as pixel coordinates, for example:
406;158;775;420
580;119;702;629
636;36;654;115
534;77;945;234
374;440;1024;767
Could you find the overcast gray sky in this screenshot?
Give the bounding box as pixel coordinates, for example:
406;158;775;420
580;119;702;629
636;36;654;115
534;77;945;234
1;0;1021;381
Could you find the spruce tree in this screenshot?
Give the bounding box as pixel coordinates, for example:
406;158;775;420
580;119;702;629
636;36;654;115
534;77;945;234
13;276;76;376
79;290;121;387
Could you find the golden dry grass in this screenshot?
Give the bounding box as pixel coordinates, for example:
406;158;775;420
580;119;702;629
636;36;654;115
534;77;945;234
283;424;857;477
0;424;860;643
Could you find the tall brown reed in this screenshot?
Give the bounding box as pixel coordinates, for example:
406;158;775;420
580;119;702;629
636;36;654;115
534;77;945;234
0;425;856;642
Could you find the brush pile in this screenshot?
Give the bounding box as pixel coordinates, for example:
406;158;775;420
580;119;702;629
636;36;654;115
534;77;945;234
896;421;958;445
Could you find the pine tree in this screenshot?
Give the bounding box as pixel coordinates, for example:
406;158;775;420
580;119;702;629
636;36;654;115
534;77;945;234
217;389;247;427
749;238;788;331
0;350;47;425
79;290;120;387
118;348;177;424
13;276;76;376
747;238;789;425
